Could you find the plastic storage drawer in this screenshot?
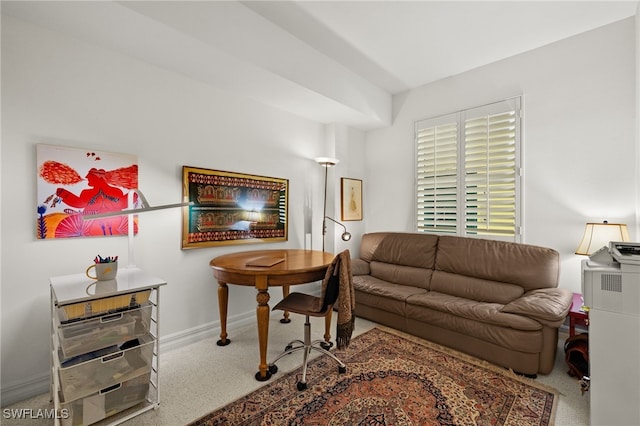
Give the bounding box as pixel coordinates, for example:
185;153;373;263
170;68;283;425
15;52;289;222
57;303;152;359
58;335;153;403
58;290;151;322
60;372;151;426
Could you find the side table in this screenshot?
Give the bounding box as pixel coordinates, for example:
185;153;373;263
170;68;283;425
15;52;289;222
568;292;589;336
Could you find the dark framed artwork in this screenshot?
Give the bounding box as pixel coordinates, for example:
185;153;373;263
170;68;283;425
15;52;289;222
181;166;288;249
341;177;363;221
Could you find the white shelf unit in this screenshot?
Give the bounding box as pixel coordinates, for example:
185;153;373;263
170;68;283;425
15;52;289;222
50;267;166;426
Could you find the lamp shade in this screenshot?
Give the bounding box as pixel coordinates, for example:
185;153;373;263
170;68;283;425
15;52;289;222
323;216;351;243
575;221;630;255
315;157;339;167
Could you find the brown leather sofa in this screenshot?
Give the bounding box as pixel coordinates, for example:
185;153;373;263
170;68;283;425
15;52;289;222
352;232;573;375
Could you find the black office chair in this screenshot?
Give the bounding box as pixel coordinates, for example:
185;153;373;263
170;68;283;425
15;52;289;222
268;250;352;391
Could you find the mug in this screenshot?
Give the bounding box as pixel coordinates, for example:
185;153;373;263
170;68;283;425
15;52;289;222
86;262;118;281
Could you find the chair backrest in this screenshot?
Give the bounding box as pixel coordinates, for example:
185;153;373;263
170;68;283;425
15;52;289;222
322;266;340;310
321;250;350;311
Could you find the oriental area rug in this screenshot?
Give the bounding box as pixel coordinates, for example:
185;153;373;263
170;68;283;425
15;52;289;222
190;327;558;426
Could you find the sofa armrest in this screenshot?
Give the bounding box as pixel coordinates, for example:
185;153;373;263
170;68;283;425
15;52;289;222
501;288;573;327
352;258;371;276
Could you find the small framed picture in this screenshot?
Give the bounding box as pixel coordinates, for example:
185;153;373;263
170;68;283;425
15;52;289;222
341;178;363;221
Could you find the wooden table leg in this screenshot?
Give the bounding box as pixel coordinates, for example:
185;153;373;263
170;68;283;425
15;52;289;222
280;285;291;323
324;310;332;343
255;276;271;381
322;309;333;349
216;282;230;346
569;316;576;337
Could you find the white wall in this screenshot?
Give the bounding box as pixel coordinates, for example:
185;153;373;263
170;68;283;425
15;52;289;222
364;18;637;294
637;7;640;241
0;15;362;404
327;124;367;258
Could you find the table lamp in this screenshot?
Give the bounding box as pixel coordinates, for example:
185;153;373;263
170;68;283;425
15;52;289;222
575;220;630;255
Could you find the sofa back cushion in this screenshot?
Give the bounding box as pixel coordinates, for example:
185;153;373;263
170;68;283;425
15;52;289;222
360;232;439;289
430;270;524;304
370;261;432;289
435;235;560;291
361;232;439;268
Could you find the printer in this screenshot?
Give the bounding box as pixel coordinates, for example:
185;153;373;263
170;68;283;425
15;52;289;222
581;241;640;426
581;241;640;315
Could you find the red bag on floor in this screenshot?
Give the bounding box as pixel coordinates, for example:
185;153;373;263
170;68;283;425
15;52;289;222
564;333;589;379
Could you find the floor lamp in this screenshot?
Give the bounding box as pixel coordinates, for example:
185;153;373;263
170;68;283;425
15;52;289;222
315;157;351;251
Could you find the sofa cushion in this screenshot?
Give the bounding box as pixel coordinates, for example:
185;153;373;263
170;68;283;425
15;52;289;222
354;289;407;317
358;232;390;263
502;288;573;326
370;261;432;289
405;295;543;354
407;291;542;331
353;275;427;317
351;258;371;276
353;275;427;302
435;235;560;291
364;232;439;269
430;270;524;304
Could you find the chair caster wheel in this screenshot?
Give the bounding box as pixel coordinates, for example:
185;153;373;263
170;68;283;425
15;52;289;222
269;364;278;374
297;381;307;391
320;341;333;350
285;345;293;351
338;365;346;374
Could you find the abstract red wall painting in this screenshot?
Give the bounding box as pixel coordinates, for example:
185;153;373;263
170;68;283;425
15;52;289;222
36;144;138;239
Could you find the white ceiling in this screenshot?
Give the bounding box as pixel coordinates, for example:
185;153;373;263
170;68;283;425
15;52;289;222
246;1;638;94
3;1;638;129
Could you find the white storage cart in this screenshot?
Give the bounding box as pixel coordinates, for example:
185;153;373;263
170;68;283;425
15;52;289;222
50;268;165;426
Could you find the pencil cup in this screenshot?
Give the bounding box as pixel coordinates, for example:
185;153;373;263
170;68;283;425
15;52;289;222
86;262;118;281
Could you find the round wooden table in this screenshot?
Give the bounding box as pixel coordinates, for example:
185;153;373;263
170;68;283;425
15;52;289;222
210;249;334;381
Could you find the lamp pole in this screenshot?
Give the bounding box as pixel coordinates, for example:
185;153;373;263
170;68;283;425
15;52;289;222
322;163;328;251
315;158;350;251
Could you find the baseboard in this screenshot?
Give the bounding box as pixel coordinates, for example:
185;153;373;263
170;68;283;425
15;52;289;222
159;310;256;353
0;373;50;407
1;309;275;407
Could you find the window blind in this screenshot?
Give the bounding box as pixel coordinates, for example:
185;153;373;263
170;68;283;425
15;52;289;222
415;98;521;241
416;116;458;234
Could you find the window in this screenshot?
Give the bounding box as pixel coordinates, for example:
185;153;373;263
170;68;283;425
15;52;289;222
415;97;522;242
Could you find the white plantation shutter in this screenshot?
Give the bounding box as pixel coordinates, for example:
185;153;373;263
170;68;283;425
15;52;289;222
415;98;521;242
416;114;458;234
